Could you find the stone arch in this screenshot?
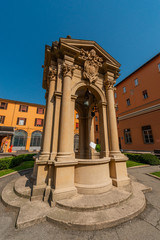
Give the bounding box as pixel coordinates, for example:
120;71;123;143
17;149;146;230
12;130;28;151
30;131;42;151
72;81;106;103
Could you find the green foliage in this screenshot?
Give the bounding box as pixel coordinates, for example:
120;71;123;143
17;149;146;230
95;144;101;152
151;172;160;178
0;154;35;170
125;153;160;165
0;161;34;177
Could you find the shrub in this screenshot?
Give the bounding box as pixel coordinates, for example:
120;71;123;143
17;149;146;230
125;153;160;165
0;154;35;170
95;144;101;152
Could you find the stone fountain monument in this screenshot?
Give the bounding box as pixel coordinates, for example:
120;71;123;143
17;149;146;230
2;37;150;230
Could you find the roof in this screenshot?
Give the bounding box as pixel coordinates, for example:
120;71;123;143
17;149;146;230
0;98;45;107
116;52;160;86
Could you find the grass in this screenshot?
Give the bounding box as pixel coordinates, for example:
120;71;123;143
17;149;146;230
150;172;160;178
126;160;146;168
0;161;34;177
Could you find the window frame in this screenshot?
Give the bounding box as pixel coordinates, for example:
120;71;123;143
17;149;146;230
123;87;126;93
126;98;131;106
0;102;8;110
142;90;148;99
0;115;5;124
35;118;43;127
19;105;28;112
142;125;154;144
17;118;26;126
134;78;139;86
37;107;44;114
124;129;132;144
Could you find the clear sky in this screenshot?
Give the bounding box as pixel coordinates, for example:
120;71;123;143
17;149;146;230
0;0;160;105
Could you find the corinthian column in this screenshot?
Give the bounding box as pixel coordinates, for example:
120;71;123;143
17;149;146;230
56;58;75;161
40;66;57;160
105;72;120;155
105;71;130;190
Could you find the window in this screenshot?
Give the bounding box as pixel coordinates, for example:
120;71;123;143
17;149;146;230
76;122;79;129
19;105;28;112
0;102;8;110
114;92;117;98
0;116;5;124
142;125;154;144
96;138;99;144
35;118;43;127
123;87;126;93
76;113;79;119
126;98;131;106
37;107;44;114
17;118;26;125
158;63;160;71
143;90;148;99
95;116;98;121
124;129;132;144
134;78;138;86
13;130;27;147
96;125;98;131
30;131;42;147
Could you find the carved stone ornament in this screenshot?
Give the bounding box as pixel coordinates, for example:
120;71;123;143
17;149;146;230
48;66;57;81
105;80;116;90
62;63;75;78
80;49;103;83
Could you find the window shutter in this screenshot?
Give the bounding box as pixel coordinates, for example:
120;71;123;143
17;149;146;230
17;118;19;125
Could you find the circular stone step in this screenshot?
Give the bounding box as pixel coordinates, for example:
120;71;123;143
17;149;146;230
14;175;32;199
56;188;132;211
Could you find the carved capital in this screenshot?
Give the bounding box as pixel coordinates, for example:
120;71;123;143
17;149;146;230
104;71;116;90
80;48;103;84
62;63;75;78
48;66;57;81
105;80;116;90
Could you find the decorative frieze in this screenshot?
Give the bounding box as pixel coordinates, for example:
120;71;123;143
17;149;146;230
80;48;103;84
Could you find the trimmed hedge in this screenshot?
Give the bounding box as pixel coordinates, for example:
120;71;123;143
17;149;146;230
125;153;160;165
0;154;35;170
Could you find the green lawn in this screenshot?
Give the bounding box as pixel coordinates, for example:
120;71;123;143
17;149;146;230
0;161;34;177
126;160;146;168
150;171;160;178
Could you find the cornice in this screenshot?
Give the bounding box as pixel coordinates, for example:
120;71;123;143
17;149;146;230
118;103;160;120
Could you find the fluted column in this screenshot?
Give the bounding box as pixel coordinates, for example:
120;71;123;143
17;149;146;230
105;71;130;190
105;72;120;155
56;58;75;161
98;102;109;158
40;66;57;160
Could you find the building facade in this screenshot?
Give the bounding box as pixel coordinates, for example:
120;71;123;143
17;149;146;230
0;99;45;152
115;53;160;152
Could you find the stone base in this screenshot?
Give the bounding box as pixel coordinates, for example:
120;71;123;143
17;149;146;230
52;187;77;202
1;174;152;230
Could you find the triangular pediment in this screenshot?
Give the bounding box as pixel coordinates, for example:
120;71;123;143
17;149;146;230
59;37;120;68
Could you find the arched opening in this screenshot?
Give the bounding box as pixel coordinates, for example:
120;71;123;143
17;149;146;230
74;85;105;159
30;131;42;151
12;130;27;151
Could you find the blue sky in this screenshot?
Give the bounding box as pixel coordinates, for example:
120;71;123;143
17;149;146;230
0;0;160;105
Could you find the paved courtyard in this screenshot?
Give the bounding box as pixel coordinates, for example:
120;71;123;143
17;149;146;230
0;165;160;240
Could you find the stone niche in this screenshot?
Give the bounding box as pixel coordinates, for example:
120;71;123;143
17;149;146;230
31;37;131;203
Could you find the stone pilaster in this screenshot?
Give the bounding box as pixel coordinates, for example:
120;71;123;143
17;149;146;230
105;71;131;191
39;65;57;160
56;58;75;161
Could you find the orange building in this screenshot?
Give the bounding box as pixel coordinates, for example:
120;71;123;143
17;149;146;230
115;53;160;152
0;99;45;152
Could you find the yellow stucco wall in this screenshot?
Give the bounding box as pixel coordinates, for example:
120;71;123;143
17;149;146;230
0;99;45;152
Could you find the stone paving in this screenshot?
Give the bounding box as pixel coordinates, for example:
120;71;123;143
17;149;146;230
0;166;160;240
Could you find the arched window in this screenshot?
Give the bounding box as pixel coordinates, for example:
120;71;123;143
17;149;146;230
30;131;42;147
13;130;27;147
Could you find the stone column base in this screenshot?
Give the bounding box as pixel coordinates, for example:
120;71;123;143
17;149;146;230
51;186;77;203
